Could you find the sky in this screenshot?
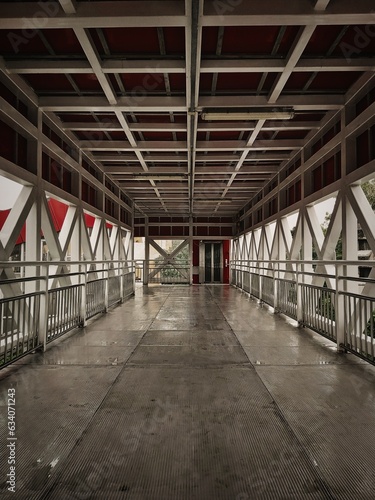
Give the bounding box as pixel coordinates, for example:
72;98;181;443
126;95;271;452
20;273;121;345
0;176;22;209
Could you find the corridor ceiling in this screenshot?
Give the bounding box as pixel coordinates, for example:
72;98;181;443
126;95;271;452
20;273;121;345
0;0;374;217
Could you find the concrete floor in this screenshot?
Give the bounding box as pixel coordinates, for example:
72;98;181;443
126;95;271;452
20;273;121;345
1;284;375;499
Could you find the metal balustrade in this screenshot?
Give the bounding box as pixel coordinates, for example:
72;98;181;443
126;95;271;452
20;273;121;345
123;271;135;297
231;260;375;365
0;290;41;366
250;272;260;299
108;276;121;307
0;261;135;368
146;259;190;284
48;284;83;341
276;278;297;320
261;275;275;307
342;289;375;363
301;283;336;342
86;278;106;319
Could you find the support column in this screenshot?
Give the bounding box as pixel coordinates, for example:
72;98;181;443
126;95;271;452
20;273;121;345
144;216;149;285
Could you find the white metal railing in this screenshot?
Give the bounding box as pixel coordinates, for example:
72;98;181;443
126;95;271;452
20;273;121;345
138;259;190;285
0;260;135;368
231;260;375;365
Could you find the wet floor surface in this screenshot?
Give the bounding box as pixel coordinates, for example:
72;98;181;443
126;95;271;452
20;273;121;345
1;285;375;499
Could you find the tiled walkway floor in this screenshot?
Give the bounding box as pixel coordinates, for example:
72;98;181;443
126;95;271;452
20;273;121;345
1;285;375;499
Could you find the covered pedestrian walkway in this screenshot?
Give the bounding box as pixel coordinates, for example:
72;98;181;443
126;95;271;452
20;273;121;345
1;284;375;499
1;0;375;497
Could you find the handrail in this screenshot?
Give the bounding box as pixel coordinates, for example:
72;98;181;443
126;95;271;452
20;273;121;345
230;258;375;366
0;259;136;369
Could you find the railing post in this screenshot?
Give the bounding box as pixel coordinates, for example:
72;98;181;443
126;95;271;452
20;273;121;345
104;264;109;312
273;264;279;313
119;261;124;303
143;259;149;285
296;262;303;326
79;263;87;327
38;264;49;352
335;263;345;352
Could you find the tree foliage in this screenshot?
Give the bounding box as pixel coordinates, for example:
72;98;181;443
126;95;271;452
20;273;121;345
361;179;375;209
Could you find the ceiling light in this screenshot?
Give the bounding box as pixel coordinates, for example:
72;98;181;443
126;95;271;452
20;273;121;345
194;198;233;203
133;174;187;181
201;107;294;121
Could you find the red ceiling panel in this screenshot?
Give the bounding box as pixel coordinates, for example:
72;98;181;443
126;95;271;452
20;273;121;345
309;71;363;91
171;114;187;123
120;73;165;92
57;113;97;123
41;29;83;55
163;27;185;54
108;131;128;140
257;129;276;140
275;130;309;140
133;114;172;123
303;26;346;56
221;26;280;55
168;73;186;92
289;112;325;122
74;130;95;140
283;72;314;91
216;73;262;91
101;27;160;54
176;132;187;141
209;131;242;141
199;73;213;92
331;25;375;56
141;132;174;141
276;26;301;56
72;74;103;91
108;74;121;93
23;74;73;92
261;73;278;92
201;27;219;55
88;28;105;54
0;29;48;55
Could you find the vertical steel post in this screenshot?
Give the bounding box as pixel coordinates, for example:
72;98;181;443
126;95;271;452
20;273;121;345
38;264;49;351
104;263;109;312
336;263;345;352
296;262;303;326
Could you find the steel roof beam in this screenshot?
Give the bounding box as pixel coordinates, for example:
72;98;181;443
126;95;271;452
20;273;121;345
199;95;344;110
202;0;375;26
2;1;372;28
0;2;187;29
268;25;317;103
8;58;374;75
197;121;320;131
39;96;187;112
39;95;343;112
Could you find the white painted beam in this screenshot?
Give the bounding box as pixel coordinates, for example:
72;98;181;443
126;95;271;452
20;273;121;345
6;58;374;76
39;96;187;112
0;2;187;29
202;0;375;26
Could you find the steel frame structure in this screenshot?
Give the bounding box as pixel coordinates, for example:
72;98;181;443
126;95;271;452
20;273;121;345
0;0;374;219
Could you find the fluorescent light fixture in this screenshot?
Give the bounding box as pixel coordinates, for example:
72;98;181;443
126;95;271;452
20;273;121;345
201;107;294;121
194;198;233;203
133;174;187;181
